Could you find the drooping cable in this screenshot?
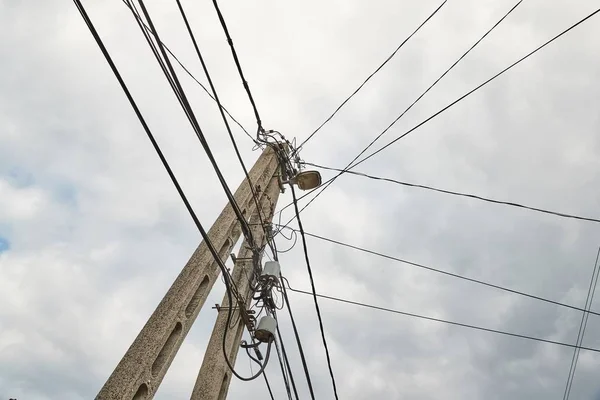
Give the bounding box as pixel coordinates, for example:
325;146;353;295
278;0;525;229
281;274;316;399
118;0;255;144
212;0;264;135
174;0;276;258
563;247;600;400
284;283;600;354
289;183;340;399
279;227;600;318
129;0;256;249
276;322;300;400
306;162;600;224
296;0;448;151
274;335;294;400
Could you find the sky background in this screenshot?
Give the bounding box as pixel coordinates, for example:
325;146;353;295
2;0;600;399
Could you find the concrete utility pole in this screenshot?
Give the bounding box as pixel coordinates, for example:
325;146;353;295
191;166;280;400
96;146;281;400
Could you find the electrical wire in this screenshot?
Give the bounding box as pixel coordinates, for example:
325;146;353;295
353;6;600;169
174;0;277;260
563;247;600;400
276;324;300;400
71;2;253;385
119;0;255;144
278;227;600;318
281;0;522;230
274;336;294;400
284;284;600;354
281;275;316;399
296;0;448;151
289;183;340;400
212;0;264;135
306;162;600;224
128;0;256;250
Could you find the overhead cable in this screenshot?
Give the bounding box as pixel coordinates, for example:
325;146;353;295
285;285;600;354
306;162;600;224
278;0;524;229
296;0;448;151
175;0;277;258
212;0;264;135
290;184;340;399
119;0;255;144
279;227;600;318
563;247;600;400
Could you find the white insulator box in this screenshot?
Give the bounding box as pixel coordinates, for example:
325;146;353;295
262;261;281;280
255;315;277;343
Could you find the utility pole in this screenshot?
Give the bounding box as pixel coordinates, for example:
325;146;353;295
96;146;281;400
191;169;280;400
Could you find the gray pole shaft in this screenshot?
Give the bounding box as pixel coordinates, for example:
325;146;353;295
191;172;281;400
96;147;280;400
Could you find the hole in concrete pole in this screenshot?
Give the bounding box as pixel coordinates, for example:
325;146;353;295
151;322;182;377
218;373;229;400
132;383;149;400
185;275;209;318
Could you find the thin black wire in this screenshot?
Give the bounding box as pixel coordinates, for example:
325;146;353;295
212;0;263;135
262;370;276;400
280;227;600;318
274;335;294;400
290;183;339;400
277;325;300;400
296;0;448;151
307;162;600;224
281;275;316;399
285;285;600;354
353;6;600;169
564;247;600;400
174;0;276;258
279;0;525;230
132;0;256;249
118;0;255;144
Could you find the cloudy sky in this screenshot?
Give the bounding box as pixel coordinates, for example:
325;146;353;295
3;0;600;399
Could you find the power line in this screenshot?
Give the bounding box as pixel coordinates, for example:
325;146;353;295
563;247;600;400
276;325;300;400
174;0;277;259
72;0;238;333
278;0;524;229
212;0;264;135
281;275;316;399
274;335;294;400
127;0;257;250
119;0;255;144
289;184;340;400
353;6;600;169
306;162;600;224
280;227;600;318
296;0;448;151
285;285;600;354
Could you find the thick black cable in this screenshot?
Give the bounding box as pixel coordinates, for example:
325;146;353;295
133;0;256;248
277;324;300;400
212;0;263;134
246;346;276;400
119;0;255;144
174;0;276;258
71;0;233;282
307;163;600;224
563;247;600;400
296;0;448;151
285;285;600;354
290;184;340;400
353;6;600;169
279;0;525;229
280;227;600;318
281;276;316;399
